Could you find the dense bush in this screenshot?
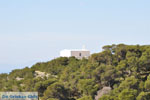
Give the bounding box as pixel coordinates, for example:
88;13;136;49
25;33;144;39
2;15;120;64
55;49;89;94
1;44;150;100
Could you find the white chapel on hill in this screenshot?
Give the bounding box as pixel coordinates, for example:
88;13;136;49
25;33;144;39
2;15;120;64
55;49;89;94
60;46;90;59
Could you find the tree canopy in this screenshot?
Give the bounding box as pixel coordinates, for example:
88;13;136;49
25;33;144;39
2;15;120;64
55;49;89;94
1;44;150;100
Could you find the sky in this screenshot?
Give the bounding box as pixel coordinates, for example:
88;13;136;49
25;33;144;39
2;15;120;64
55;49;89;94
0;0;150;73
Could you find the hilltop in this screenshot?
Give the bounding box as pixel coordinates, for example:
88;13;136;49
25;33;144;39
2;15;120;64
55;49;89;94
1;44;150;100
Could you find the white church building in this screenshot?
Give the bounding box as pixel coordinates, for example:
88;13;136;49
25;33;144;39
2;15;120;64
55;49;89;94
60;48;90;59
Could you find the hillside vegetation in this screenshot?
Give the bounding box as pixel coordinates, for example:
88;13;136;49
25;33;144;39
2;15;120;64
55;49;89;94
1;44;150;100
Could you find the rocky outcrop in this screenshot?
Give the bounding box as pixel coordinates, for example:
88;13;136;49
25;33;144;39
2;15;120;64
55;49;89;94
95;86;111;100
16;77;24;81
34;71;50;78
